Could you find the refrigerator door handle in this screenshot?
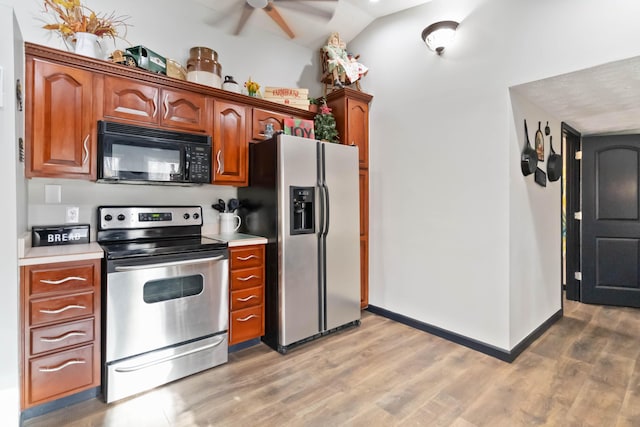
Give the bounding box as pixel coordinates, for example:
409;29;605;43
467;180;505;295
323;185;330;236
318;185;325;236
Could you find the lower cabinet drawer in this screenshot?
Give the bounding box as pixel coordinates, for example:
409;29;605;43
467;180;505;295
30;318;94;356
28;344;95;404
231;286;263;311
230;267;264;290
30;292;94;326
230;306;264;345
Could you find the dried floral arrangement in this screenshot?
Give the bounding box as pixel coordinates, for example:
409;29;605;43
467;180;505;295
42;0;130;42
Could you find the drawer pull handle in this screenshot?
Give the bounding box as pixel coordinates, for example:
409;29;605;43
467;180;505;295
237;275;259;282
40;331;87;343
237;295;258;302
237;255;258;261
39;304;86;315
237;314;258;322
40;276;87;285
39;359;86;373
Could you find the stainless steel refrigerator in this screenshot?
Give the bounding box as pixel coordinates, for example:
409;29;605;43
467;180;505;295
238;134;361;353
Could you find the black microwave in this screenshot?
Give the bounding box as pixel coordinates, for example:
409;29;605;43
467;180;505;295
97;121;211;184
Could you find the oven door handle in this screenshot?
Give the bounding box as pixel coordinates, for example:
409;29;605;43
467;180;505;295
114;336;226;373
114;255;225;271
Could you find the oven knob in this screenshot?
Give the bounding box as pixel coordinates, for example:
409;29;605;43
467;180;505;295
104;214;113;222
193;213;200;220
183;213;190;220
117;214;126;221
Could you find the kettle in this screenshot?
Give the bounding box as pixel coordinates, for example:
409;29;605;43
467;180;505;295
222;75;240;93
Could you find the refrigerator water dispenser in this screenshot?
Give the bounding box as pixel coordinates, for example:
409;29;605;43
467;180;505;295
290;186;315;234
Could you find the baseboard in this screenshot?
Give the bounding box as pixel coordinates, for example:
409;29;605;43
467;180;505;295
20;387;100;422
366;305;563;363
228;338;261;353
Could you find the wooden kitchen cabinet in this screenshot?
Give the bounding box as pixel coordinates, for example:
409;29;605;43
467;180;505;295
251;108;292;141
326;88;373;308
25;43;316;185
20;259;101;409
101;75;210;133
26;58;96;179
228;245;265;345
326;90;371;168
213;100;250;186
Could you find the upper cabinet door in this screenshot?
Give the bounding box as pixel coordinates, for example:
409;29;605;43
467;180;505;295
213;100;249;185
160;88;209;133
102;75;159;125
27;59;95;179
102;76;209;133
251;108;291;141
346;98;369;168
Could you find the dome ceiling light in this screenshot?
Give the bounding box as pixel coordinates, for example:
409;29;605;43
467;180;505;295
421;20;459;55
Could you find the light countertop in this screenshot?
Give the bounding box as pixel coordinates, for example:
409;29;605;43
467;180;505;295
18;233;266;266
19;242;104;266
204;233;268;247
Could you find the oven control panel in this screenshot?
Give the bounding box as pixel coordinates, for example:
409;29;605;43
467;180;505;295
98;206;203;230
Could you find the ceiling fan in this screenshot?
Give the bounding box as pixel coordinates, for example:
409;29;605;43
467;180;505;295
235;0;338;39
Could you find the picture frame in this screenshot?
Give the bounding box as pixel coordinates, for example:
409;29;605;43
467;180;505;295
535;127;545;161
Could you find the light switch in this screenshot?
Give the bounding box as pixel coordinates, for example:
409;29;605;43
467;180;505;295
44;184;61;204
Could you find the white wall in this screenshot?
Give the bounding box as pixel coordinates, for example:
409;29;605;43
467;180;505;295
351;0;640;350
0;4;23;424
508;92;562;348
28;179;237;236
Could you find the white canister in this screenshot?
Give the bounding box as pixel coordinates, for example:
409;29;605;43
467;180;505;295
187;71;222;88
219;212;241;234
222;75;240;93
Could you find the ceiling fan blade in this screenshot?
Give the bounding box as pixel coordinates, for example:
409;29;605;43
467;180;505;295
264;2;295;39
234;3;256;35
276;0;338;21
274;1;336;20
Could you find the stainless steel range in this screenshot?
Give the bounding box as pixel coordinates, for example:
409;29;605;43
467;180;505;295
97;206;229;403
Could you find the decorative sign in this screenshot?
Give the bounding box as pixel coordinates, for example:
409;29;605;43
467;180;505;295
284;118;315;139
32;224;90;247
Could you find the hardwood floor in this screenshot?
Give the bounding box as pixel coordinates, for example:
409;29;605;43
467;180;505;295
24;298;640;426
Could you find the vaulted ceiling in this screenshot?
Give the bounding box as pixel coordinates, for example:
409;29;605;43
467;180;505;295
191;0;432;48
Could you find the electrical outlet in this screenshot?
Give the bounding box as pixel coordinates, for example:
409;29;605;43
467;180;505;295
66;207;79;223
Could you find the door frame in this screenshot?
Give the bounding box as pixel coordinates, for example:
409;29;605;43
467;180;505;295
563;122;581;301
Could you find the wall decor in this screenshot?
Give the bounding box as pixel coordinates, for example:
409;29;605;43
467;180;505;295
547;135;562;182
535;167;547;187
535;121;545;161
521;119;538;176
284;118;315;139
